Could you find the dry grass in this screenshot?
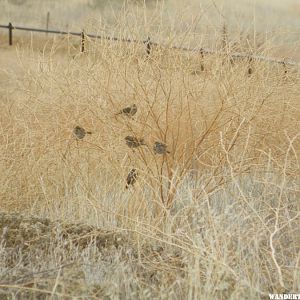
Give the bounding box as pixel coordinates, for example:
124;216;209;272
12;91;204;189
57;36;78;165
0;8;299;299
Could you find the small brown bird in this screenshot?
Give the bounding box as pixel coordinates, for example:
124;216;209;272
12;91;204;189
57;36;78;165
125;136;146;148
73;126;92;140
126;168;138;189
153;141;170;154
116;104;137;117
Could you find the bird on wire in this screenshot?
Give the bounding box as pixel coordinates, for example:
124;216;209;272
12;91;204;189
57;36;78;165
73;126;92;140
126;168;138;189
153;141;170;155
116;104;137;117
125;136;146;148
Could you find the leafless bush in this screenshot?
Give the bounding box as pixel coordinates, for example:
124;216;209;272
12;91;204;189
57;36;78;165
0;8;299;298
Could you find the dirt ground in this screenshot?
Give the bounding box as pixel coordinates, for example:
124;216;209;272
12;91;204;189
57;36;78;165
0;211;185;299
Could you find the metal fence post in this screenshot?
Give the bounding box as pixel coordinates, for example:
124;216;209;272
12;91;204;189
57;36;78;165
145;36;151;55
283;62;287;75
8;22;13;46
200;48;204;71
81;30;85;52
248;57;253;75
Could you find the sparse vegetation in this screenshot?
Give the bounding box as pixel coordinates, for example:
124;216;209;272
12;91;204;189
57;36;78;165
0;3;299;299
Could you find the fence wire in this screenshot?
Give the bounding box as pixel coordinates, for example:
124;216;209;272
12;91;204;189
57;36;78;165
0;23;298;68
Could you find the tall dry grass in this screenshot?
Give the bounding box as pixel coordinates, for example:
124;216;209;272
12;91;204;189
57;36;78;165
0;12;299;298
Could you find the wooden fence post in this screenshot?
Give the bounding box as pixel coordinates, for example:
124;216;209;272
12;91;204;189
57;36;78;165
81;30;85;52
145;36;151;55
46;12;50;35
8;22;13;46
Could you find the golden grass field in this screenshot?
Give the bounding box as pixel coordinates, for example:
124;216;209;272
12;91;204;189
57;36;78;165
0;1;299;299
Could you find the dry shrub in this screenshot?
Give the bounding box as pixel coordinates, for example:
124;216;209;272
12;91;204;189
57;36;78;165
0;15;299;298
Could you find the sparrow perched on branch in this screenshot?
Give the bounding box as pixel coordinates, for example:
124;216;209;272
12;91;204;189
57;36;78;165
153;141;170;154
73;126;92;140
126;168;138;189
116;104;137;117
125;136;146;148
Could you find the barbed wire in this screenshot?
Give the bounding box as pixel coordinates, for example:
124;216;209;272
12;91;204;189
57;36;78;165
0;23;298;68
